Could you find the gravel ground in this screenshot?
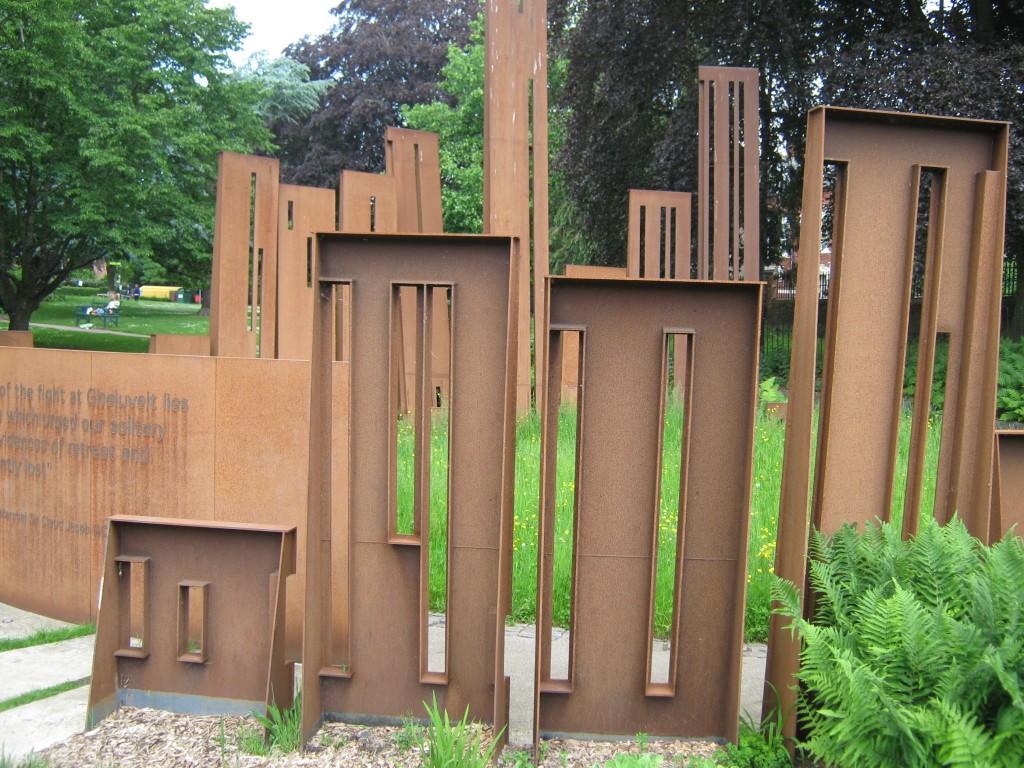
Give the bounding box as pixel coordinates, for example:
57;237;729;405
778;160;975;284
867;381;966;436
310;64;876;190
37;708;721;767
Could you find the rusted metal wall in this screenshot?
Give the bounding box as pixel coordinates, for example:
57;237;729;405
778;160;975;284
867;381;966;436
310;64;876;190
697;67;759;281
535;278;760;743
766;106;1009;738
303;233;518;743
485;0;549;412
148;334;210;356
88;517;295;727
0;331;33;348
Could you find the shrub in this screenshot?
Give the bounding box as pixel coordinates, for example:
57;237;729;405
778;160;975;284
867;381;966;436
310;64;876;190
421;694;504;768
773;517;1024;767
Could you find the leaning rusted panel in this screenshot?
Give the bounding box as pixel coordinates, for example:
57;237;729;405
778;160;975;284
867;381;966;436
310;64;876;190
485;0;549;412
87;517;296;728
991;431;1024;539
766;107;1009;737
210;153;280;358
385;127;444;235
534;278;760;742
696;67;759;281
303;233;517;745
626;190;693;280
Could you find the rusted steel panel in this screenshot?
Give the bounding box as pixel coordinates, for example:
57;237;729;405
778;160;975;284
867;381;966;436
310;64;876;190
385;127;444;234
277;184;336;362
0;331;33;347
485;0;549;412
991;431;1024;540
534;278;760;742
766;106;1009;737
210;152;280;358
303;233;518;744
87;517;296;727
148;334;210;356
697;67;759;281
626;190;693;280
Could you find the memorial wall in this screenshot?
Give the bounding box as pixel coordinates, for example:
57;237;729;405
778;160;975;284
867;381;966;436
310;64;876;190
0;347;310;653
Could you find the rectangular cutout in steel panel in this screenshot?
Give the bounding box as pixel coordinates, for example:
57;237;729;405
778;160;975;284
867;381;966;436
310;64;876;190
177;581;209;664
534;278;760;743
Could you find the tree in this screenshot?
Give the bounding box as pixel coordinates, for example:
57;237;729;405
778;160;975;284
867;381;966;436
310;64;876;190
277;0;477;188
402;17;485;234
554;0;1024;285
233;54;332;129
0;0;271;330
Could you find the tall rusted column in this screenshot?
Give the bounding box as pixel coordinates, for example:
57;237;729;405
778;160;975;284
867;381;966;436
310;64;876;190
484;0;549;413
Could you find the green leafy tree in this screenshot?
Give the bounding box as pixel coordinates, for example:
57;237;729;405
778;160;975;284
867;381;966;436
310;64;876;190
0;0;271;330
234;54;332;129
278;0;476;187
403;18;485;234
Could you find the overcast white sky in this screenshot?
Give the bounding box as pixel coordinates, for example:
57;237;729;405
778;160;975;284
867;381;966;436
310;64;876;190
209;0;337;66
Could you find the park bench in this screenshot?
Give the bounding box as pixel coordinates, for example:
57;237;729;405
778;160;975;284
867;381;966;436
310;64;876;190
74;304;121;328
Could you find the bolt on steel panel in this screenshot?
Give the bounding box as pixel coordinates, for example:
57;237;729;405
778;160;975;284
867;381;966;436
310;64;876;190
766;106;1009;739
303;233;518;745
534;278;761;743
87;517;296;728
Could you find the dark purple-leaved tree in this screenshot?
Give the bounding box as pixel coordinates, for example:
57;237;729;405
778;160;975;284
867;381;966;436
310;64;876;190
277;0;477;188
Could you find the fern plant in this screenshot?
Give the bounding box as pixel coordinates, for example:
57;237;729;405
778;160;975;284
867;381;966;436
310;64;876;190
773;517;1024;768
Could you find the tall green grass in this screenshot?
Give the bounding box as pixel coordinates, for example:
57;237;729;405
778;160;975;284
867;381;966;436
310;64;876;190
409;400;944;643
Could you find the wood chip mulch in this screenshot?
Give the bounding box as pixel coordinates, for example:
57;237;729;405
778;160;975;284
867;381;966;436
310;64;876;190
37;707;722;767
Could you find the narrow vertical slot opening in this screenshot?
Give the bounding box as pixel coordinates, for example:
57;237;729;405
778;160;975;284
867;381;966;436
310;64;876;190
306;237;313;289
659;206;668;278
667;206;678;279
255;247;264;356
115;556;149;659
413;144;424;231
638;206;648;277
248;173;257;332
369;195;377;233
177;581;208;664
736;81;746;278
426;286;451;677
549;330;582;682
648;332;690;692
392;284;421;539
287;200;294;230
705;81;716;278
899;167;948;536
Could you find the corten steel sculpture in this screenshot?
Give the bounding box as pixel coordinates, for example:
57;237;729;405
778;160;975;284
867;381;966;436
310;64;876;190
535;277;761;743
991;431;1024;540
627;190;694;280
765;107;1009;738
209;153;280;359
0;330;33;347
302;233;518;744
485;0;549;413
88;517;296;727
697;67;759;281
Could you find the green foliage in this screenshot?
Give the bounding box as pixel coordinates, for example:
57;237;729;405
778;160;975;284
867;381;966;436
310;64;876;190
233;54;331;127
772;517;1024;768
997;337;1024;422
421;693;504;768
598;754;663;768
0;753;50;768
393;715;426;752
758;378;787;405
710;721;792;768
248;690;303;755
0;0;271;328
0;623;94;653
403;16;485;234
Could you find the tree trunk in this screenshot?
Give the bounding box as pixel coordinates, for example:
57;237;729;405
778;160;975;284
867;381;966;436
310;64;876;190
6;306;33;331
197;287;211;318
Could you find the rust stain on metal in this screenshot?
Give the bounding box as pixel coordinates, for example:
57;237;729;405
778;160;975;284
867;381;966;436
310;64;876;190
534;277;760;743
87;516;296;728
766;106;1009;739
303;233;518;744
697;67;759;281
